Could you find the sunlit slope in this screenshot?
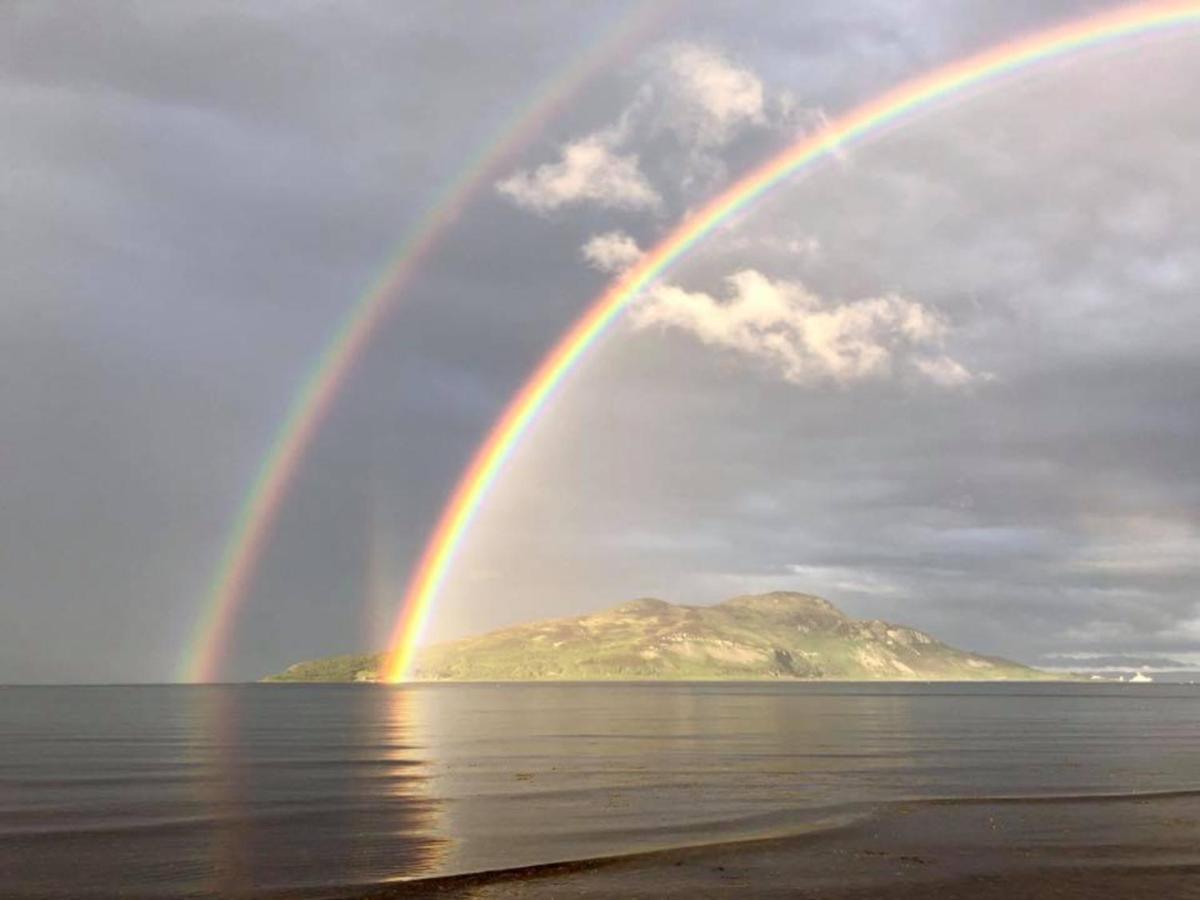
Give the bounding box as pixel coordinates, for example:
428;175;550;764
266;591;1057;682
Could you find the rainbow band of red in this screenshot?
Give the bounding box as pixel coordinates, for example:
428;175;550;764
384;1;1200;682
177;3;675;682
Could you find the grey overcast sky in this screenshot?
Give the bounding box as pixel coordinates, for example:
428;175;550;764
3;1;1199;683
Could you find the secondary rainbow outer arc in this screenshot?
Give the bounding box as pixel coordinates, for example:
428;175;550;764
177;3;675;683
383;2;1200;683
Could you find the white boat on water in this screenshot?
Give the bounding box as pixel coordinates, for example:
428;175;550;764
1129;671;1154;683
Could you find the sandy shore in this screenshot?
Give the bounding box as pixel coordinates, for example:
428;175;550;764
351;790;1200;899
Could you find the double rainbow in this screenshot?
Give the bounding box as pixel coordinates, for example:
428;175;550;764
178;3;674;682
384;2;1200;682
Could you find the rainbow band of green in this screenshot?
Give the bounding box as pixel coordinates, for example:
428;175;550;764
177;3;675;683
384;1;1200;682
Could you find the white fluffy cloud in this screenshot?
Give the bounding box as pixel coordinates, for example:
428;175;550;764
633;269;973;387
912;353;976;388
658;43;766;147
581;230;643;274
496;133;660;214
498;42;781;214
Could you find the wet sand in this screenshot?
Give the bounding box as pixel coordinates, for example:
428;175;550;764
354;791;1200;899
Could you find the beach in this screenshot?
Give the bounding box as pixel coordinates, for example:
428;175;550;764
360;791;1200;898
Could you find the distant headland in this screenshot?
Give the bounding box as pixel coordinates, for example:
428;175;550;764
265;591;1061;683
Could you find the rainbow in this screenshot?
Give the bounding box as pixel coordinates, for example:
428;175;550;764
384;1;1200;682
178;3;675;683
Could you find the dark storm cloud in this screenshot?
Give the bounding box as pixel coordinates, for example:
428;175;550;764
1;0;650;681
3;0;1193;682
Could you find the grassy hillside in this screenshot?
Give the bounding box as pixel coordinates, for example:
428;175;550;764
266;591;1057;683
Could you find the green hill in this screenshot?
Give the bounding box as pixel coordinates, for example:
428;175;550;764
266;591;1057;682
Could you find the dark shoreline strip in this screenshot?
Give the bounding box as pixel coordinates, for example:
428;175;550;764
332;821;864;898
921;786;1200;805
324;786;1200;898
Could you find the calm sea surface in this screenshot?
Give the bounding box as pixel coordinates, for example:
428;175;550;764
1;683;1197;897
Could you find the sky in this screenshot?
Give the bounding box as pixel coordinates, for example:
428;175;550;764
3;0;1199;683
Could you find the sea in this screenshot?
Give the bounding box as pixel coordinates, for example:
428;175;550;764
1;682;1198;898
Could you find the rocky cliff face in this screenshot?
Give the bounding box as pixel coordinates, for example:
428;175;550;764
267;591;1054;682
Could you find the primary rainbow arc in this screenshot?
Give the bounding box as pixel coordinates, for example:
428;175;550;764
384;2;1200;682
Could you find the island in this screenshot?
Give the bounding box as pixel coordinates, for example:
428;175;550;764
266;591;1060;682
